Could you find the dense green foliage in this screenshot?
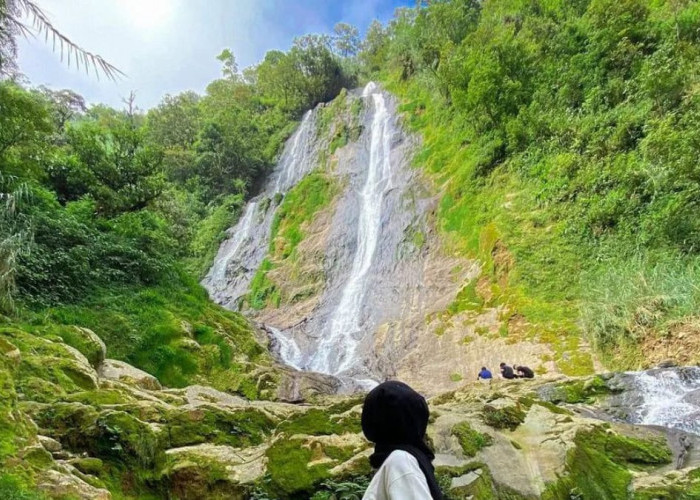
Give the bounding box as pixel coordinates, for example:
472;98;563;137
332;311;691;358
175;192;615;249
354;0;700;368
0;27;357;389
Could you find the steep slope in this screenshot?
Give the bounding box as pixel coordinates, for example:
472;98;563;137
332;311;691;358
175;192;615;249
206;84;564;394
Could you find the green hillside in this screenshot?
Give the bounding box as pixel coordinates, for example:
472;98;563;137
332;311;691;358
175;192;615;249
367;0;700;370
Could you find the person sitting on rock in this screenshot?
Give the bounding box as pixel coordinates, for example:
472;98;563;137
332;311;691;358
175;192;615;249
514;365;535;379
477;366;493;381
500;362;516;379
361;380;442;500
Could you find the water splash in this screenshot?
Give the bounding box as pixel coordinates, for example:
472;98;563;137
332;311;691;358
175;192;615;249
628;367;700;434
309;82;394;375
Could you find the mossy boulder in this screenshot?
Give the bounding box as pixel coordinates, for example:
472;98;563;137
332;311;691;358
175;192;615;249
0;338;20;365
265;437;334;497
164;405;276;448
72;457;104;475
539;376;612;405
578;425;672;466
437;463;498;500
93;410;162;467
160;444;266;500
481;399;527;431
276;406;361;436
99;359;162;391
38;326;107;369
20;445;54;468
30;402;101;450
4;329;100;402
542;425;673;500
452;422;493;457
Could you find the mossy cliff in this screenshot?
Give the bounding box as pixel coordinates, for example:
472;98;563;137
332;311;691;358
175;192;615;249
1;326;698;499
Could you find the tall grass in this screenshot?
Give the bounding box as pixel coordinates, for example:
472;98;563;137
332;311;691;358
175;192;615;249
580;253;700;366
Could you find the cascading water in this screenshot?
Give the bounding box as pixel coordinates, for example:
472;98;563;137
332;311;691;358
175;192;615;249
202;109;317;311
204;201;257;291
266;325;304;371
206;82;432;390
308;82;394;377
626;367;700;434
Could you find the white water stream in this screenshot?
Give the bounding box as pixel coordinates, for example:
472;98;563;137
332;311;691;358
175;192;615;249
628;367;700;434
202;110;317;308
204;201;258;291
308;82;394;376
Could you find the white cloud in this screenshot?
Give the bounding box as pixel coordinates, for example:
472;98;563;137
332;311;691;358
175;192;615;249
17;0;405;109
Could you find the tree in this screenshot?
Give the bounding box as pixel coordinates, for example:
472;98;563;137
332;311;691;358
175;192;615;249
47;116;165;214
146;92;201;183
290;34;347;110
0;172;30;312
359;20;389;73
333;22;360;57
256;50;304;111
39;87;86;130
217;48;239;81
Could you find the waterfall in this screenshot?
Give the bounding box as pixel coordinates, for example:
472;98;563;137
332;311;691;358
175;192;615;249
205;84;422;387
202;110;317;312
628;367;700;434
203;201;258;296
267;325;303;371
308;82;394;376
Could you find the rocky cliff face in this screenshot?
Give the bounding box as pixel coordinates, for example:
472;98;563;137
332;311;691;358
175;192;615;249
205;84;557;394
2;325;699;499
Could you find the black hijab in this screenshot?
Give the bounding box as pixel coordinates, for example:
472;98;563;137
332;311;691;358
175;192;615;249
361;381;442;500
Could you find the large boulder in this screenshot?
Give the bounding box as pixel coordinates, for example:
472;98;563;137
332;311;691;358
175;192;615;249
275;367;341;402
37;469;111;500
161;443;267;499
99;359;162;390
70;327;107;368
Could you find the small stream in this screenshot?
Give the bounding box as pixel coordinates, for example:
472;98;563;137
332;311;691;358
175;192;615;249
605;366;700;435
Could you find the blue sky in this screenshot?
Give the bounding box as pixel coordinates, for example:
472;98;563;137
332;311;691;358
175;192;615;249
18;0;411;110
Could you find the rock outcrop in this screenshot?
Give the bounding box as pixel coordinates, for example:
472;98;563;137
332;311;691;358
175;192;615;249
2;325;700;499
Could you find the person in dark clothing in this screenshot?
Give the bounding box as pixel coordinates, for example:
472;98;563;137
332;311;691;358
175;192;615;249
361;380;443;500
477;367;493;381
500;362;516;379
514;365;535;379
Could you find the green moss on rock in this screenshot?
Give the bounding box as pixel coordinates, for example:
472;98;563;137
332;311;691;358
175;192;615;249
481;402;526;431
30;402;100;451
72;457;104;476
542;376;612;404
265;438;332;497
94;410;162;467
277;408;360;436
452;422;493;457
164;406;275;448
578;426;672;466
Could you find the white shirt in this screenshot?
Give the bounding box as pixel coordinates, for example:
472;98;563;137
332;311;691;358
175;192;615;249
362;450;433;500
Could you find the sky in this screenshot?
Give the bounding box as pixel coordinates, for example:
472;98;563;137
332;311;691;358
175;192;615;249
18;0;410;110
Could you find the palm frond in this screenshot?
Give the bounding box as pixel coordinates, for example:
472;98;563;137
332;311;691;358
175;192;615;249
5;0;124;80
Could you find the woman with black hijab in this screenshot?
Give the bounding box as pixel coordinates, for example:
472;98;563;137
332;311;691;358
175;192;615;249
361;380;443;500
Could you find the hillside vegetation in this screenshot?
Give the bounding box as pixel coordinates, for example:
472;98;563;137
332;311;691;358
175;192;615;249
361;0;700;369
2;0;700;497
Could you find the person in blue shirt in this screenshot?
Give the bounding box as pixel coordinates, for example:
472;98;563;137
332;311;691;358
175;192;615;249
477;367;492;381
